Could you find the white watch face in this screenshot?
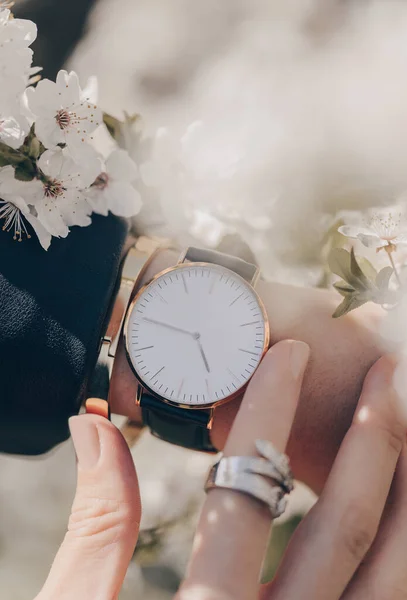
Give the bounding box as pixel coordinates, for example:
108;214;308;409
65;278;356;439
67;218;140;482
125;263;268;407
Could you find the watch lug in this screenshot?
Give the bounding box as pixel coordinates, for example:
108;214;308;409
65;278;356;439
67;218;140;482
136;384;143;406
177;247;188;264
250;266;260;287
207;408;215;430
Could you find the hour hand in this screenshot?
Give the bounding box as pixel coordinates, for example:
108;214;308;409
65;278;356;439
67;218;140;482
196;338;210;373
143;317;193;336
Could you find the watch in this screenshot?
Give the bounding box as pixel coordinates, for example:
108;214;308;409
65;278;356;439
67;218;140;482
124;246;270;453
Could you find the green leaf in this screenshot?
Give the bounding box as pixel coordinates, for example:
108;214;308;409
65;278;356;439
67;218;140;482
103;111;141;147
28;136;41;160
357;257;377;281
333;280;355;297
349;247;371;290
103;113;123;140
0;141;25;167
328;248;353;281
329;247;373;292
14;162;36;181
332;293;369;318
376;266;394;291
19;123;36;153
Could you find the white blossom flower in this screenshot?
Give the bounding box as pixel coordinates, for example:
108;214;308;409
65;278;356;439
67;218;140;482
85;149;141;217
0;166;51;249
25;70;102;155
0;150;93;238
338;211;407;250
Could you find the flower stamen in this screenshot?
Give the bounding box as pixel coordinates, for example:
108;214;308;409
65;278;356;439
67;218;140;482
55;109;71;130
0;200;31;242
43;178;65;199
369;212;402;242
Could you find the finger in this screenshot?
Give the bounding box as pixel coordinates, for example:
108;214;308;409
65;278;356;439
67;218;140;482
177;340;310;600
342;443;407;599
261;356;405;600
37;414;141;600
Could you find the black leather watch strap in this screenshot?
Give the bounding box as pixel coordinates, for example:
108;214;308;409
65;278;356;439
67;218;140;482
141;394;217;453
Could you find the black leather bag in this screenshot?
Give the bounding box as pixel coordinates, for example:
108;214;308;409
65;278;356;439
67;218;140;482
0;214;128;455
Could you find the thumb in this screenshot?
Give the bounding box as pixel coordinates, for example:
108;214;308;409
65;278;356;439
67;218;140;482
37;414;141;600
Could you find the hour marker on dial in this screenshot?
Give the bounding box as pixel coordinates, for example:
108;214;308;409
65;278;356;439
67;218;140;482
230;292;244;307
151;366;165;380
181;273;188;294
227;368;240;384
239;348;260;356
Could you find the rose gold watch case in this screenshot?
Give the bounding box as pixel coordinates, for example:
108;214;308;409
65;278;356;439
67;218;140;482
123;262;270;411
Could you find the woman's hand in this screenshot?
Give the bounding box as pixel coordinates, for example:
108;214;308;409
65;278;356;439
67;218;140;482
36;342;407;600
110;248;384;494
35;413;141;600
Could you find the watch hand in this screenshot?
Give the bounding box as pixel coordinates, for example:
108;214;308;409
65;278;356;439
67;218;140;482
143;317;193;336
196;338;211;373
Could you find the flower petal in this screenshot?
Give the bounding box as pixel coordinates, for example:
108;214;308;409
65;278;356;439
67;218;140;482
106;149;138;182
105;181;142;217
85;188;109;216
0;166;43;202
56;70;81;107
25;212;52;250
338;225;376;239
58;154;83;187
38;149;64;179
0;115;28;149
25;79;59;116
62;132;99;165
71;101;102;130
59;190;91;227
7;16;37;45
357;233;386;248
35;199;69;238
4;193;30;214
35;116;64;148
393;234;407;245
81;76;98;103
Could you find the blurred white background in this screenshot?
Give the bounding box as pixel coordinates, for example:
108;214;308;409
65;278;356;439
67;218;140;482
3;0;407;596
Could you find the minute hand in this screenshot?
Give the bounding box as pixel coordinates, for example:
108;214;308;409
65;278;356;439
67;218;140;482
143;317;194;336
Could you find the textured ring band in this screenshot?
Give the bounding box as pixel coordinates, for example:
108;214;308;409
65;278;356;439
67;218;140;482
204;439;294;518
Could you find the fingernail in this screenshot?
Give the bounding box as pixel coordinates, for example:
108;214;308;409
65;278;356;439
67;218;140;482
289;341;310;379
69;416;101;469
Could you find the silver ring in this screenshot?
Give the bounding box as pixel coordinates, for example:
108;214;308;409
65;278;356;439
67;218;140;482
204;439;293;519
